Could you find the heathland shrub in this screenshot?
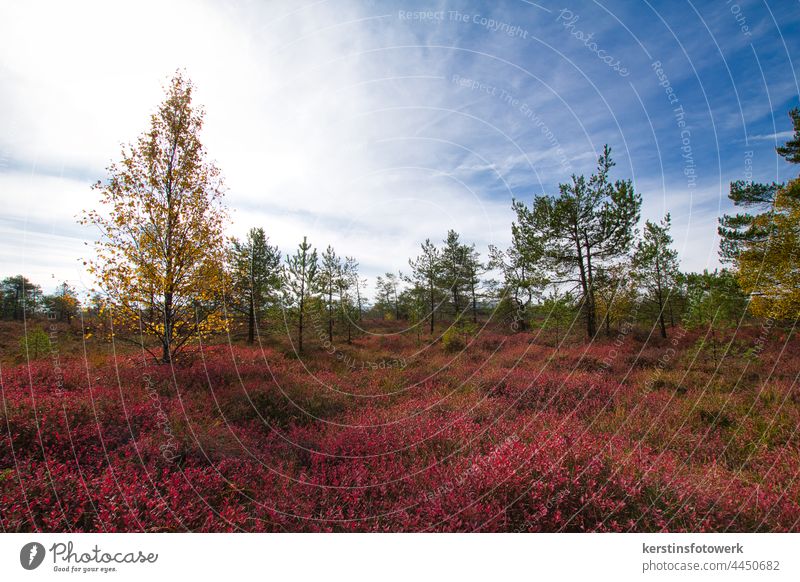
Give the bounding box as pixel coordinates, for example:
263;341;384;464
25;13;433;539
2;325;800;532
18;328;51;360
442;319;477;353
442;326;465;352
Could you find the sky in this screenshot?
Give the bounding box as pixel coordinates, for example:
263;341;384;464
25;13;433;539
1;0;799;298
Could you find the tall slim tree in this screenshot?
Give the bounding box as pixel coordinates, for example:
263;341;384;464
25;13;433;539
375;272;401;320
489;198;548;331
81;72;228;363
339;256;360;343
513;145;641;339
399;283;428;344
349;260;366;322
633;214;680;338
284;236;318;353
594;261;638;336
318;245;342;343
441;230;469;317
229;227;282;344
408;239;442;334
462;244;483;323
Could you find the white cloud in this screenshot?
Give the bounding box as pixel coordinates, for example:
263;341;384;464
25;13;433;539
0;0;530;290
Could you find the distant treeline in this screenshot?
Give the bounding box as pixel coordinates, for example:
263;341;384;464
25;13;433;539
0;276;80;323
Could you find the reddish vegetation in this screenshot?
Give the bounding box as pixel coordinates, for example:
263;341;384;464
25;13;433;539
2;323;799;532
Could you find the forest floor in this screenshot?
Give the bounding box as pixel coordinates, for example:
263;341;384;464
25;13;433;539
1;318;799;531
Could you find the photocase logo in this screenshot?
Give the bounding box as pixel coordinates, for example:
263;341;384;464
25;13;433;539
20;542;46;570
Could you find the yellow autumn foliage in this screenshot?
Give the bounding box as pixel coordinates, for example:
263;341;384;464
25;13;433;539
737;178;800;319
80;72;229;362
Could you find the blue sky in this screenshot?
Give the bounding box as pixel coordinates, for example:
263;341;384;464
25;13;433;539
1;0;799;296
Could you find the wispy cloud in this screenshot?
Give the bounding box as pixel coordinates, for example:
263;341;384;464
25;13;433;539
749;130;794;141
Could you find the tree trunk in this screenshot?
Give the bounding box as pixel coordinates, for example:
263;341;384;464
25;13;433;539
586;301;597;338
429;283;435;335
298;274;305;353
574;232;594;340
512;296;528;332
655;260;667;339
658;311;667;339
247;294;255;344
298;305;304;352
711;330;717;366
162;291;173;363
656;289;667;339
471;284;477;323
584;240;597;339
328;288;333;343
555;321;560;350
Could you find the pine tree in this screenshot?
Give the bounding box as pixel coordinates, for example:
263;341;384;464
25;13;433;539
408;239;442;334
463;244;483;324
513;145;641;339
633;214;680;338
719;108;800;263
776;107;800;163
441;230;469;317
283;236;318;353
488;219;547;332
229;228;282;344
375;272;400;320
318;245;342;343
339;256;360;343
1;275;42;321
